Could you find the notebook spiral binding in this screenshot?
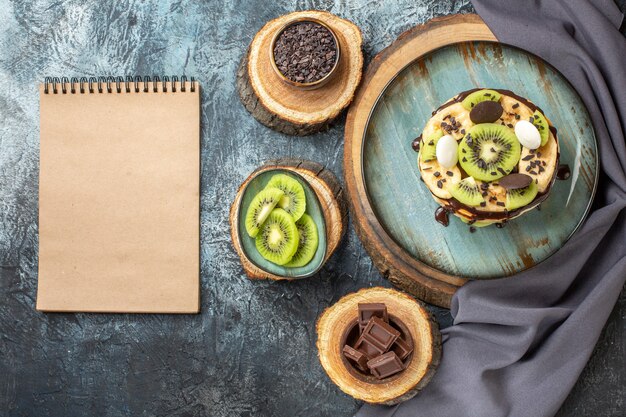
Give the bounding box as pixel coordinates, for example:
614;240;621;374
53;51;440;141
43;75;197;94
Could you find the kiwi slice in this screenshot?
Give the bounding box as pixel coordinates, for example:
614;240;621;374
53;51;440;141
285;214;319;268
419;130;444;162
245;187;285;238
532;110;549;146
461;89;501;110
458;123;521;182
255;208;299;265
505;181;538;210
266;174;306;221
450;177;484;207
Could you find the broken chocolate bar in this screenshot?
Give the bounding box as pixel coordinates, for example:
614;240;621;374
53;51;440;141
360;316;400;352
354;335;385;360
358;303;388;333
367;351;404;379
342;345;368;372
391;337;413;361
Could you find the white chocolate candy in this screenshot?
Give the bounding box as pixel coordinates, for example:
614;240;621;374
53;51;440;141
435;134;458;169
514;120;541;150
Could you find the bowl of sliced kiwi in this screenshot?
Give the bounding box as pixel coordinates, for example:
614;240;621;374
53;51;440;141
236;169;327;278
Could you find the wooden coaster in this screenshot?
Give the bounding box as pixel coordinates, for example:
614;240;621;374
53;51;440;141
237;11;364;136
316;287;441;405
229;158;348;280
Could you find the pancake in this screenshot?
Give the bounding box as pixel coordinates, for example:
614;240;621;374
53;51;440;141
415;88;559;227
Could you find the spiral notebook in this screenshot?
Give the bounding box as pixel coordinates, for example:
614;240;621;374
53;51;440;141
37;76;200;313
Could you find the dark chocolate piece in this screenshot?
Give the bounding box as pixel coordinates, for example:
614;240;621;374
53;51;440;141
342;345;368;371
367;352;404;379
469;100;503;124
391;337;413;361
354;336;385;360
498;173;533;190
358;303;388;333
359;316;400;352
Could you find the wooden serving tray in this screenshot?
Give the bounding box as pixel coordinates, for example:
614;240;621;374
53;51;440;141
343;14;598;308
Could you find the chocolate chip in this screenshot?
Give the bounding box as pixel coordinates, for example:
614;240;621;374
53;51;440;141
496;202;505;207
499;173;533;190
433;171;441;177
469;100;504;124
522;155;533;161
515;114;521;120
446;171;453;176
512;103;520;109
480;202;486;207
437;180;443;189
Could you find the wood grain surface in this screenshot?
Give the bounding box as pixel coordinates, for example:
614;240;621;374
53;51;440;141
316;287;440;405
0;1;623;416
344;14;598;307
237;10;363;136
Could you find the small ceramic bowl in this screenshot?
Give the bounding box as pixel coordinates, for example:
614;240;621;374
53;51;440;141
269;17;341;90
236;169;327;279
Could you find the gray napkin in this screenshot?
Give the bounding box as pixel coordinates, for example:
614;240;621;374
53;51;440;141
358;1;626;416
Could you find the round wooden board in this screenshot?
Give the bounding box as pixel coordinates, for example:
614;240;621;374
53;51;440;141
230;158;348;280
343;14;598;308
237;10;364;136
316;287;441;405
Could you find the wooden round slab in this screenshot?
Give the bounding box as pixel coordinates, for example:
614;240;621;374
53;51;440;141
344;15;497;308
316;287;441;405
237;10;363;136
230;158;348;280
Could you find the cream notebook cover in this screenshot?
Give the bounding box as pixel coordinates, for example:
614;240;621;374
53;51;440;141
38;77;200;313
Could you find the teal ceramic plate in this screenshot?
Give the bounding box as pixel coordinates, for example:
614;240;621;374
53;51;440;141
237;169;327;278
363;41;598;279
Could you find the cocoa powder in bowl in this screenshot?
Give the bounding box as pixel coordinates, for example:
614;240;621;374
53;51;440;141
272;20;338;85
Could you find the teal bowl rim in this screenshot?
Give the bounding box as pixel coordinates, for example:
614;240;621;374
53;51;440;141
235;168;328;279
358;40;599;280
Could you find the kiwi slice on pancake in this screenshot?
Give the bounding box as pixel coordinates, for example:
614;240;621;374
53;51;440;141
285;214;319;268
505;181;538;210
245;187;285;238
531;110;550;146
255;208;299;265
266;173;306;221
419;130;444;162
458;123;521;182
461;89;501;110
449;177;484;207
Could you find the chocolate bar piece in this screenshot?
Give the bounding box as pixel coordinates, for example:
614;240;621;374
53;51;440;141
367;351;405;379
391;337;413;361
358;303;388;332
354;335;385;360
360;316;400;352
342;345;368;371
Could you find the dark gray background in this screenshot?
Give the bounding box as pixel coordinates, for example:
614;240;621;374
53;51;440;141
0;1;623;416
